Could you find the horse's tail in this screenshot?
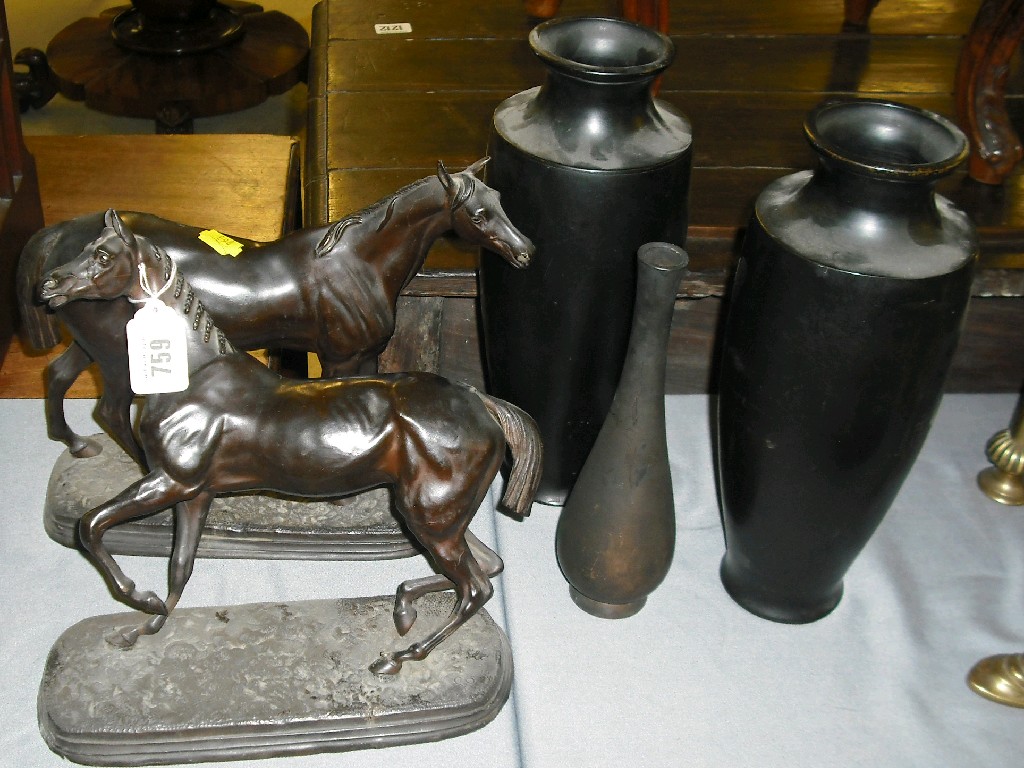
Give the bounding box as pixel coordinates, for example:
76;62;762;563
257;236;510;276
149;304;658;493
15;223;63;350
478;392;543;518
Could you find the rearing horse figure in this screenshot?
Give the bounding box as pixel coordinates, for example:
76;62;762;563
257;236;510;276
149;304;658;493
19;159;533;465
38;210;542;674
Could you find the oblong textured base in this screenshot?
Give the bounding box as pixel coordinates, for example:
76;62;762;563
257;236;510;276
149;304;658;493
44;434;418;560
38;594;513;766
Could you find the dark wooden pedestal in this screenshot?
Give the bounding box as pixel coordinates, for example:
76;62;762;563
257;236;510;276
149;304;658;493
44;1;309;132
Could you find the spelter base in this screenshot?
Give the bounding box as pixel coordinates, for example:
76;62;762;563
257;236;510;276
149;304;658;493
38;594;512;765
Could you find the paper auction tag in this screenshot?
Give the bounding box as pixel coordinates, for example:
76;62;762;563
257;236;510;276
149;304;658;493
198;229;244;257
126;302;190;394
375;22;412;34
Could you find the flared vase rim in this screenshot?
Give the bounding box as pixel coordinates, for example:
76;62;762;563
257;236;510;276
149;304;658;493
637;242;689;273
529;16;675;84
804;99;969;181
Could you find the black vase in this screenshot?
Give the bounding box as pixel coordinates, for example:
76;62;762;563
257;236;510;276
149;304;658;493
716;99;977;623
479;16;692;506
556;243;687;619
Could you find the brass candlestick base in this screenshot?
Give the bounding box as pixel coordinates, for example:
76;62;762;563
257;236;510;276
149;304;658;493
968;653;1024;707
977;401;1024;505
969;394;1024;708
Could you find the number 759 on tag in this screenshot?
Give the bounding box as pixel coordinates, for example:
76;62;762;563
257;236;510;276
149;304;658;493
126;305;190;394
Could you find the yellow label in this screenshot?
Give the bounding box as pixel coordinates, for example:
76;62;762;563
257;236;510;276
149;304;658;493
198;230;244;257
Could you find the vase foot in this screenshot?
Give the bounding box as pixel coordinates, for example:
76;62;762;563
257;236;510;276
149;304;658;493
533;488;568;507
568;586;646;619
968;653;1024;707
719;556;843;624
977;467;1024;506
534;495;566;507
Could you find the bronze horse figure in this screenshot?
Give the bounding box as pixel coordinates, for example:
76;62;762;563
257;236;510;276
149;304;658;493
38;210;542;674
19;159;533;464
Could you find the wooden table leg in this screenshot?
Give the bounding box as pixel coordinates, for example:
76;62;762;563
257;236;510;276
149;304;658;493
842;0;881;31
621;0;670;34
956;0;1024;184
524;0;669;34
523;0;561;18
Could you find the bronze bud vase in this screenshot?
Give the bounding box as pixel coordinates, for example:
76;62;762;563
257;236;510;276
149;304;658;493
555;243;688;618
716;99;977;623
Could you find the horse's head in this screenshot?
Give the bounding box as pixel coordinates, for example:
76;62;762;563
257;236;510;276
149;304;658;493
438;159;534;269
38;209;144;308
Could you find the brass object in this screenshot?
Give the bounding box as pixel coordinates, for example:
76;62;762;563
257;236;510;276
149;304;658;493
977;395;1024;505
968;653;1024;708
968;394;1024;708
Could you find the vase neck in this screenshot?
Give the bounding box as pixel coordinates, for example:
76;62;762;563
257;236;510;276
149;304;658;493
810;158;940;217
802;100;968;206
533;70;659;127
615;244;688;400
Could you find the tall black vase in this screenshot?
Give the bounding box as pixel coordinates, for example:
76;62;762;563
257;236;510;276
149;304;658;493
716;99;978;623
555;243;687;619
479;16;692;506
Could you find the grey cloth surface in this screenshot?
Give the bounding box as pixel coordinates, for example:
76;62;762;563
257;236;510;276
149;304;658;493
2;394;1021;767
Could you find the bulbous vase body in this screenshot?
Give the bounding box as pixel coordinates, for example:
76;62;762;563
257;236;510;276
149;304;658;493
479;17;692;506
716;100;978;623
556;243;687;619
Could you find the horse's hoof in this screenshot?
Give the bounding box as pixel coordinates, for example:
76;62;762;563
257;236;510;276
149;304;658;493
104;626;140;649
70;437;102;458
141;613;168;635
369;653;403;676
393;606;417;636
130;591;168;615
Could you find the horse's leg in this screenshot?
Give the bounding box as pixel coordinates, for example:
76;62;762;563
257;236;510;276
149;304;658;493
391;531;503;636
356;354;380;375
107;492;213;649
318;354;365;379
94;365;146;468
78;471;189;617
45;341;103;458
392;573;454;636
372;530;494;675
466;531;504;578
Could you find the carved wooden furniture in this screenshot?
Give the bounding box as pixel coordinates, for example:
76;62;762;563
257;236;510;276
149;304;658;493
40;1;309;132
845;0;1024;184
0;0;44;365
955;0;1024;184
0;133;300;398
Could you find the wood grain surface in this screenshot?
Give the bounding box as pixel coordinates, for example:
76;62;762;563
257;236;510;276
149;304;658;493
305;0;1024;393
0;134;299;398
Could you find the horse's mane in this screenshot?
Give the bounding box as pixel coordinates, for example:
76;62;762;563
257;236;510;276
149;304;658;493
142;240;236;356
314;215;363;259
147;241;175;284
313;171;476;259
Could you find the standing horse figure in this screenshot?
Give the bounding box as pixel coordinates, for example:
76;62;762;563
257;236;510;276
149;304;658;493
37;210;542;674
18;159;533;465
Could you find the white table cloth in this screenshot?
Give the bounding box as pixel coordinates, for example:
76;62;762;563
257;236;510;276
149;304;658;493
2;394;1021;767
